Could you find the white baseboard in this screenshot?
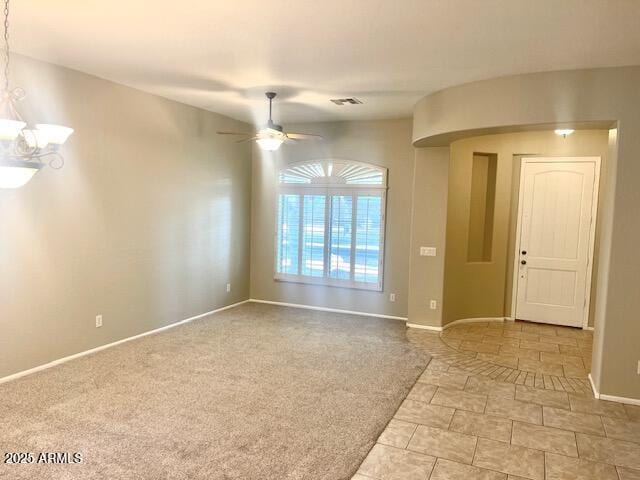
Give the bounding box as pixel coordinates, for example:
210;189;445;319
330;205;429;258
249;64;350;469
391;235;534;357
406;323;443;332
600;393;640;406
248;298;407;321
0;299;250;386
442;316;507;331
588;373;640;405
588;373;600;399
405;316;508;332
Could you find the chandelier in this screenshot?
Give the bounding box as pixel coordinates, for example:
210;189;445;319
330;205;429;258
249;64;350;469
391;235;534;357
0;0;73;189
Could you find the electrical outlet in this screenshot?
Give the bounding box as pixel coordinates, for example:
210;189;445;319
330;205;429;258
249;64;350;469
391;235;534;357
95;315;103;328
226;283;231;293
420;247;437;257
389;293;396;302
429;300;437;310
637;360;640;375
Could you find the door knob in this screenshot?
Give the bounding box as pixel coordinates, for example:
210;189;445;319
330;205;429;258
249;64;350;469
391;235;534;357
521;260;527;265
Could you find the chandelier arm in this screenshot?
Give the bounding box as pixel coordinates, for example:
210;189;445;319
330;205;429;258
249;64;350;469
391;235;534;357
12;145;35;156
43;151;64;169
6;150;63;167
24;150;65;169
8;92;24;120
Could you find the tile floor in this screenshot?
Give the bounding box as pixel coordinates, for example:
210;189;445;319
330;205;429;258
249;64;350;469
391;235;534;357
407;320;595;394
355;320;640;480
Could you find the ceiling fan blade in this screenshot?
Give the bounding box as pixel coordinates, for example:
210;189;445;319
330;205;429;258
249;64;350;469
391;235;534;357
217;131;255;136
235;136;260;143
285;133;323;140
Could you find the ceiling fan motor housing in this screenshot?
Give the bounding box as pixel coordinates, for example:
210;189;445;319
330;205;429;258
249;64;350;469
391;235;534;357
265;119;283;132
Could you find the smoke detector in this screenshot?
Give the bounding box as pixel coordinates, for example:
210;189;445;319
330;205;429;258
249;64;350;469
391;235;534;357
330;98;363;106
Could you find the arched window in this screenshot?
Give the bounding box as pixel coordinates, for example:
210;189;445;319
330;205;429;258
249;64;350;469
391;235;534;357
275;160;388;291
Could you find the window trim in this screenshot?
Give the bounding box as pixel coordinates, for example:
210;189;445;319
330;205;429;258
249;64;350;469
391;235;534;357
273;160;388;292
279;159;388;187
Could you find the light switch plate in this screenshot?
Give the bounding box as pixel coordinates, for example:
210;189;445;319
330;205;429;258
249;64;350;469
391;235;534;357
420;247;437;257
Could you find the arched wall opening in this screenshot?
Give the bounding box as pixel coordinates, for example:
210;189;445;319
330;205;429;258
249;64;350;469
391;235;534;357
441;129;611;328
407;66;639;402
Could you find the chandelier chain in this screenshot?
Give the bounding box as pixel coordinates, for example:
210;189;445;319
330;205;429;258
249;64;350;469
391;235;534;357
3;0;9;92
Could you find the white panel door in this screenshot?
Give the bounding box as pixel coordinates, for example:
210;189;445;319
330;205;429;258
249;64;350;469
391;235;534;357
515;158;599;327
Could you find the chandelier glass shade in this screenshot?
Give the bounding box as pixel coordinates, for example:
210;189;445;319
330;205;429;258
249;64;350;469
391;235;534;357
0;0;73;188
0;159;41;188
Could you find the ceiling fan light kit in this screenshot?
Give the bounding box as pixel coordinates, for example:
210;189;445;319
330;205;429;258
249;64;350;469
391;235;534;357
0;0;73;189
256;135;284;151
217;92;322;151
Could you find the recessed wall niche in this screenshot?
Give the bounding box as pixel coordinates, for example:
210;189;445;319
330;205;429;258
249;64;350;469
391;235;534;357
467;152;497;262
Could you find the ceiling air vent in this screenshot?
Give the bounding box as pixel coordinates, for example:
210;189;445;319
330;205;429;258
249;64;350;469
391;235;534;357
330;98;363;106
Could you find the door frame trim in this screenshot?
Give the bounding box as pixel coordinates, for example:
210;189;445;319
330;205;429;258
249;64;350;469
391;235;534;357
510;156;601;329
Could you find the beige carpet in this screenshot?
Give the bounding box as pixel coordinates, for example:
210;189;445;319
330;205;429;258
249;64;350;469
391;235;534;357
0;303;429;480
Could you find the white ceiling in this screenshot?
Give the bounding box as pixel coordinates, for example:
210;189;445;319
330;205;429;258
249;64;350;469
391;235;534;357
12;0;640;125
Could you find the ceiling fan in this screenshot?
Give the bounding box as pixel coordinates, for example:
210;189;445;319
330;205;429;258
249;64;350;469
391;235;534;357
217;92;322;151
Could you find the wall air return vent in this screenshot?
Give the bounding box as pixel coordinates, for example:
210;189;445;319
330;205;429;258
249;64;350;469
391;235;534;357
330;98;363;106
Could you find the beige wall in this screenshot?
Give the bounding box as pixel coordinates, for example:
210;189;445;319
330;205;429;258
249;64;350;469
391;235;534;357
0;55;253;379
407;147;449;327
442;130;609;326
250;119;414;317
412;66;640;401
591;129;619;390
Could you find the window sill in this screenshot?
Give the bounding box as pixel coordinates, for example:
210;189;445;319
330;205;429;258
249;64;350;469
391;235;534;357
274;274;382;292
